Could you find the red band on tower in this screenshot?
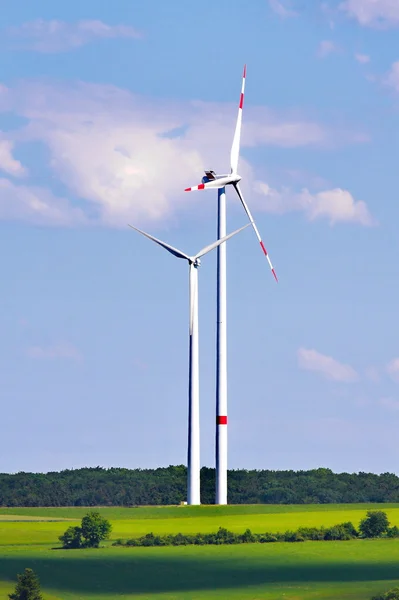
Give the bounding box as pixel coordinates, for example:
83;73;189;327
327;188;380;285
217;416;228;425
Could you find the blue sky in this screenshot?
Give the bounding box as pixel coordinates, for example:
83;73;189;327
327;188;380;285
1;0;399;475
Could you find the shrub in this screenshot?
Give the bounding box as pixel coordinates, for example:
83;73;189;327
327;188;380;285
371;588;399;600
258;532;278;543
386;526;399;538
324;525;353;541
340;521;358;537
283;530;305;542
58;526;82;549
240;529;256;543
296;527;326;541
360;511;390;538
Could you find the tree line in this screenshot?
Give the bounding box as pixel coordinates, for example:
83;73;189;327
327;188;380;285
1;466;399;506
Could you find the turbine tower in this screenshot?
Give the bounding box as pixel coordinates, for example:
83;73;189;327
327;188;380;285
128;223;249;505
184;66;278;505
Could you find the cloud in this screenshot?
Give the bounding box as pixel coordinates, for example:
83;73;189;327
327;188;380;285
379;397;399;411
268;0;297;18
0;138;26;177
0;177;87;226
253;182;375;226
355;53;371;64
298;348;359;382
387;358;399;382
0;79;369;228
26;343;82;361
7;19;142;53
317;40;339;58
385;61;399;94
340;0;399;27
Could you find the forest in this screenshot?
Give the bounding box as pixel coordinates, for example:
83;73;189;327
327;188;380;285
1;466;399;506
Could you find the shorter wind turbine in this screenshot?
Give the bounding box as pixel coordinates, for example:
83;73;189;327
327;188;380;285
128;223;250;505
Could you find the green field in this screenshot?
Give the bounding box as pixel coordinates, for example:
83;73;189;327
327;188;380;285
0;504;399;599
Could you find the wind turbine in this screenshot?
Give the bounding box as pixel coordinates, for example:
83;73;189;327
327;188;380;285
184;65;278;505
128;223;250;505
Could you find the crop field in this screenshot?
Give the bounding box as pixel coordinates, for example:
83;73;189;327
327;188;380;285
0;504;399;599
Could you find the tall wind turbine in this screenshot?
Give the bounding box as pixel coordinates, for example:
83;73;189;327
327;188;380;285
184;65;278;505
128;223;249;505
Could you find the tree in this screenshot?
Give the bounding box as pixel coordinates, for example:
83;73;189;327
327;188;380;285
360;510;390;538
8;568;43;600
80;511;112;548
58;526;83;549
372;588;399;600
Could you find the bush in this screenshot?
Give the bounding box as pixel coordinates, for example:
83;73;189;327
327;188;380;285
360;511;390;538
240;529;256;543
258;532;278;543
340;521;358;537
58;526;83;549
113;511;399;549
8;568;43;600
296;527;326;541
387;526;399;538
59;511;112;549
372;588;399;600
324;525;352;541
283;530;305;542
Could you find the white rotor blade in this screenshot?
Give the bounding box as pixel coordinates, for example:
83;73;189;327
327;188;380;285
194;224;250;260
185;180;225;192
233;184;278;282
230;64;246;175
128;225;190;261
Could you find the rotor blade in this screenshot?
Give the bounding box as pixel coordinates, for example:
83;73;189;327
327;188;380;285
230;64;246;175
185;180;225;192
128;225;190;261
195;224;250;260
233;184;278;282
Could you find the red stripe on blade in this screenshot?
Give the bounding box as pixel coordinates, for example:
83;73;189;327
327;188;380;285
239;93;244;109
272;269;278;282
217;416;228;425
243;64;247;78
184;188;191;192
198;184;205;190
260;241;268;256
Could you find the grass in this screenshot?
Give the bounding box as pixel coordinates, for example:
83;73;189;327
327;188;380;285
2;503;399;545
1;540;399;599
0;504;399;599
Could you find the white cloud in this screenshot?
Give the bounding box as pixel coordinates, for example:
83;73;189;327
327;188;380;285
387;358;399;382
298;348;359;382
379;397;399;411
317;40;339;58
27;343;82;361
0;138;26;177
253;182;375;226
385;61;399;94
340;0;399;27
0;79;369;228
7;19;142;53
268;0;297;18
355;53;371;64
0;178;87;226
